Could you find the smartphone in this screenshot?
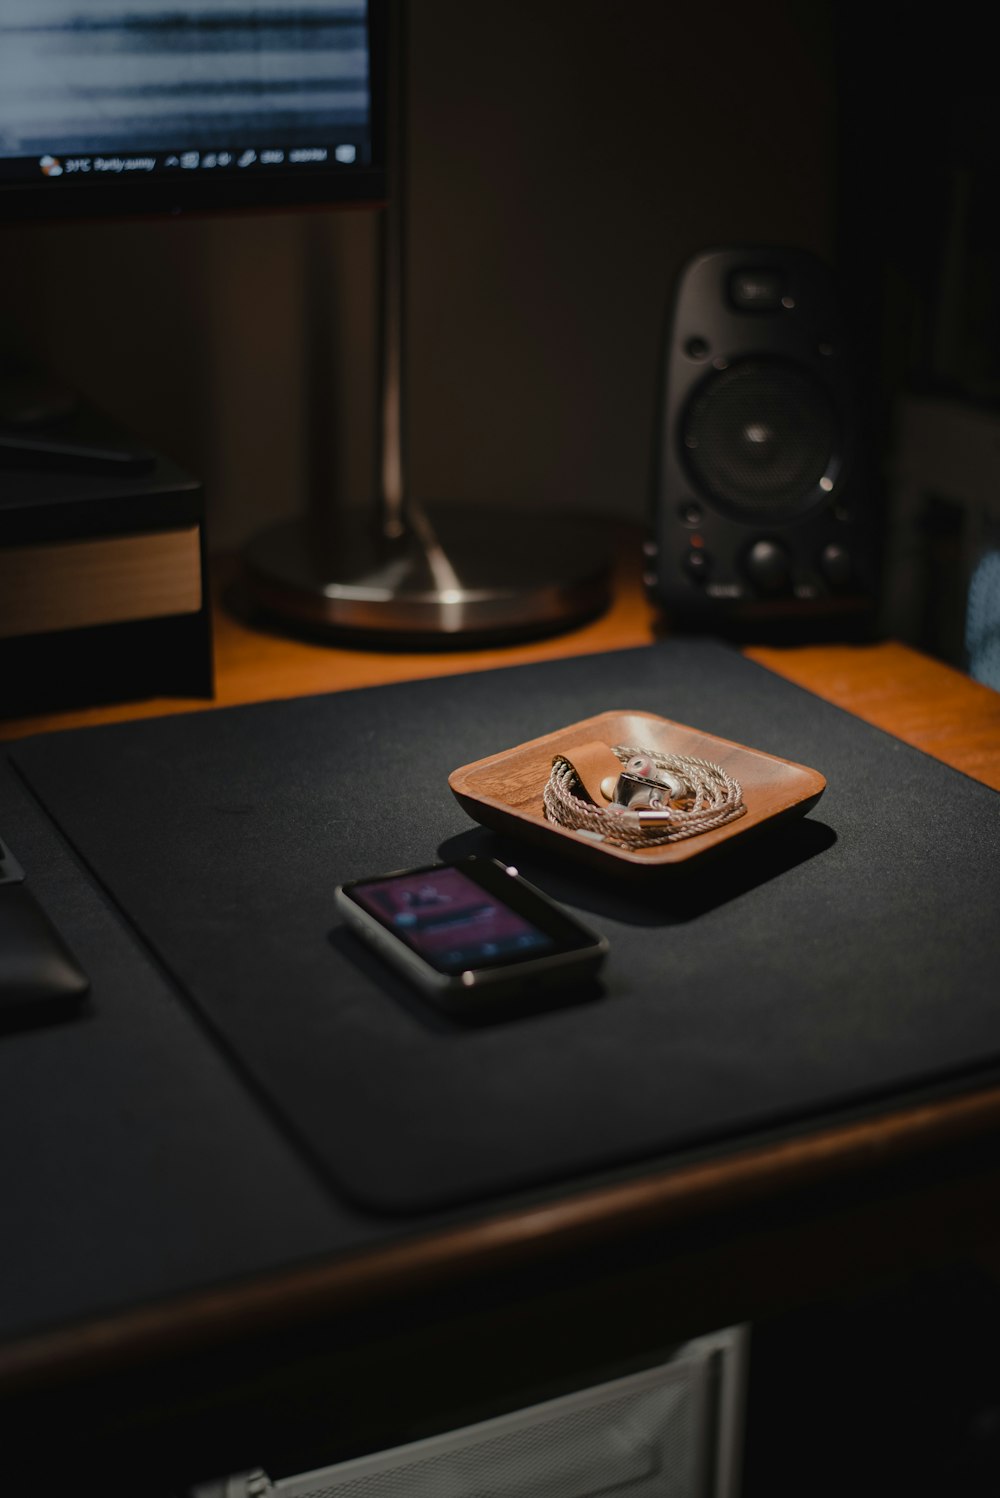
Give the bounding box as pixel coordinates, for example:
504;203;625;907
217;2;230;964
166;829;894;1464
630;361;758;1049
335;856;608;1016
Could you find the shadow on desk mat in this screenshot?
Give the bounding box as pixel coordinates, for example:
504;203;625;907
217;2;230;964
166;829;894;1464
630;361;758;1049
7;639;1000;1216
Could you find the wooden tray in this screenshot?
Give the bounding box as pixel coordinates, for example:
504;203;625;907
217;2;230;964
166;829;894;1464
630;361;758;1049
448;710;827;872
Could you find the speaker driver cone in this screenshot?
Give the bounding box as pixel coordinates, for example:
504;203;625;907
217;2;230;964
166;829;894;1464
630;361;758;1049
681;357;839;520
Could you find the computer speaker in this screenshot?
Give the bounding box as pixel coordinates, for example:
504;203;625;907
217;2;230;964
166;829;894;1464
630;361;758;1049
646;246;880;636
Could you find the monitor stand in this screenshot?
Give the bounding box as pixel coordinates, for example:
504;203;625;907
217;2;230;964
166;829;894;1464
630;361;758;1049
242;0;613;647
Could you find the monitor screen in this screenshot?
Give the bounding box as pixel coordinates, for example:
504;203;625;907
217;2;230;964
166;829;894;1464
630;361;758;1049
0;0;386;220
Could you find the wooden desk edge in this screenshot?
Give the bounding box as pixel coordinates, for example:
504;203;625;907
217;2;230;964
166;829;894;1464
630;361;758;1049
3;1076;1000;1396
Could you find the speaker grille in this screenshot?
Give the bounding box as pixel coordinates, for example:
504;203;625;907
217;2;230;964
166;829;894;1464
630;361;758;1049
681;358;838;519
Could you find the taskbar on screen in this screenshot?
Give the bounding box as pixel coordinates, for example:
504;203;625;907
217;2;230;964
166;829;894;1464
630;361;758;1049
2;141;367;184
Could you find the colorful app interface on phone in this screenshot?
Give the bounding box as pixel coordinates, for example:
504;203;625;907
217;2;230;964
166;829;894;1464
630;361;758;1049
354;868;554;973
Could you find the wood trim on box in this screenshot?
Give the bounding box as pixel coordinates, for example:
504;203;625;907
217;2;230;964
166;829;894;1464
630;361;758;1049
0;527;203;639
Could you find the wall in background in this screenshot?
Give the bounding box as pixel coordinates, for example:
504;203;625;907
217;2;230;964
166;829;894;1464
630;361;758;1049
833;4;1000;676
0;0;835;552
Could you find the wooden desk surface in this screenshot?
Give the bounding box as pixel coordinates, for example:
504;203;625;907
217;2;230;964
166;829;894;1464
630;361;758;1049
3;545;1000;1425
5;545;1000;792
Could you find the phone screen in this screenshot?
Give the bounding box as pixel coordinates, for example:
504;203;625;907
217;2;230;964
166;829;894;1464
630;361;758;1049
349;866;556;975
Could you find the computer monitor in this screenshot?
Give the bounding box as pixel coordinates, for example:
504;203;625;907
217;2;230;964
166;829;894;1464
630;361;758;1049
0;0;386;221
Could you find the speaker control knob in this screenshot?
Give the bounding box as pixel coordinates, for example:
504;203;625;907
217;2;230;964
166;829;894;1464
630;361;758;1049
744;538;792;595
819;542;852;589
683;548;712;583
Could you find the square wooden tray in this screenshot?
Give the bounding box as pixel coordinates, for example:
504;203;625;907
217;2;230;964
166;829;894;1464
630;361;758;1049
449;710;827;872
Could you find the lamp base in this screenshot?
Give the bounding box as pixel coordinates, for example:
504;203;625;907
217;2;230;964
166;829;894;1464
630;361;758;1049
243;503;614;646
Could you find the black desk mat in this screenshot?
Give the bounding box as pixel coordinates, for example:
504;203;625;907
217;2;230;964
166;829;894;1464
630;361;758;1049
0;756;368;1345
9;640;1000;1215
